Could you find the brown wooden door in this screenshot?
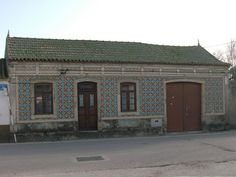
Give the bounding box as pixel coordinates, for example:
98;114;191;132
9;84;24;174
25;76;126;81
167;82;201;132
166;83;184;132
78;82;97;131
183;83;201;131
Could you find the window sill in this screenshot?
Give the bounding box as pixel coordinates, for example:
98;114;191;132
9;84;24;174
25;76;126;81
102;115;163;120
118;111;139;117
32;114;57;120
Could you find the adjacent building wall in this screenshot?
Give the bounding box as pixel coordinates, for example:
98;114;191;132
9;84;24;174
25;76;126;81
0;81;10;142
228;79;236;128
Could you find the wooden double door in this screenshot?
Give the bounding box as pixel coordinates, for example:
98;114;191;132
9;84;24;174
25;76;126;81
166;82;201;132
78;82;98;131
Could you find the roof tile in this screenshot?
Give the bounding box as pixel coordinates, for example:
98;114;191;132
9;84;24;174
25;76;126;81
6;37;228;66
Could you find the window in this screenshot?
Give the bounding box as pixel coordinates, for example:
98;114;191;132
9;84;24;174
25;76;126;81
89;94;95;107
79;94;84;107
34;83;53;115
120;82;136;112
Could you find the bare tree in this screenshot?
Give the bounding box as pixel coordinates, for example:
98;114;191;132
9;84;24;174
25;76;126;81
212;40;236;67
226;40;236;67
212;50;226;62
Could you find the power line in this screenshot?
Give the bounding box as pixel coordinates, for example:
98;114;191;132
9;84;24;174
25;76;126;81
204;42;231;48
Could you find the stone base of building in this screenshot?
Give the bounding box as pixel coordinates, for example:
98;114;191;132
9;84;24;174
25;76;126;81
202;115;229;131
10;119;163;142
9;115;231;143
12;127;162;143
13;121;78;133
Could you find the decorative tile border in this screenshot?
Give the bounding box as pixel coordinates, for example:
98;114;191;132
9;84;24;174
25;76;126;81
56;76;75;119
205;78;224;113
140;78;164;116
100;78;118;117
18;78;31;120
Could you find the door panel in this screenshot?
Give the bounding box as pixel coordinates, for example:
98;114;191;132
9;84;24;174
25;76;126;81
78;82;97;131
167;83;184;132
87;92;97;130
184;83;201;131
78;93;87;130
166;82;201;132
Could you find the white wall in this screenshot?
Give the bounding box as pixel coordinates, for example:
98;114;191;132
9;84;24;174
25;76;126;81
0;82;10;125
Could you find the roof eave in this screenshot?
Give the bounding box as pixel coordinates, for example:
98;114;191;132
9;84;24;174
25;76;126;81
8;57;230;67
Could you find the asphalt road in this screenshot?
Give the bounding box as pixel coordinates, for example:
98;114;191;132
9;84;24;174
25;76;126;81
1;131;236;177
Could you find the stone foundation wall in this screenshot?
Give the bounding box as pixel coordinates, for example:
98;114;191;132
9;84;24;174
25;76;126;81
14;121;77;133
202;115;228;131
12;120;162;142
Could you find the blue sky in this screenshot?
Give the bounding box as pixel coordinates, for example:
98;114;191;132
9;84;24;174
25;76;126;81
1;0;236;58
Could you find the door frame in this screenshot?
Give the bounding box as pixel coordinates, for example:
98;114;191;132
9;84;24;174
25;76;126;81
164;80;205;132
74;79;100;131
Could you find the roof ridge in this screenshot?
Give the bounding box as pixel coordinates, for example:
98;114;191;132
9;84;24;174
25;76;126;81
8;36;198;48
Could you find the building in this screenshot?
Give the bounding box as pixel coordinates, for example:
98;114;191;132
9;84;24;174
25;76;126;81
0;58;10;142
4;36;229;139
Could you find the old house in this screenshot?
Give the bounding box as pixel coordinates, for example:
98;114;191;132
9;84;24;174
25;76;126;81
4;36;229;139
0;58;10;142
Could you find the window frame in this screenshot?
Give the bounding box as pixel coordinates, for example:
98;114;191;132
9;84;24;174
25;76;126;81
34;83;53;115
120;82;137;112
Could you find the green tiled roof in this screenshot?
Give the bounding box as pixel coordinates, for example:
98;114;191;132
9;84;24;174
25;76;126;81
0;58;8;79
6;37;228;66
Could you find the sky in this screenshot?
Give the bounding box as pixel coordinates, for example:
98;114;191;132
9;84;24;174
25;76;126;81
0;0;236;58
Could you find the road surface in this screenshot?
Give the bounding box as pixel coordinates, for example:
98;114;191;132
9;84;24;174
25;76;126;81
1;131;236;176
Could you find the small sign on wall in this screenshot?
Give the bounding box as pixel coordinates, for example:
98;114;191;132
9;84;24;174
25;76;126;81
0;83;8;96
151;119;162;127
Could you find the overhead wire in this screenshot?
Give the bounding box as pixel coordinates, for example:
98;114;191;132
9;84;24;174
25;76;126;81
204;42;231;48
